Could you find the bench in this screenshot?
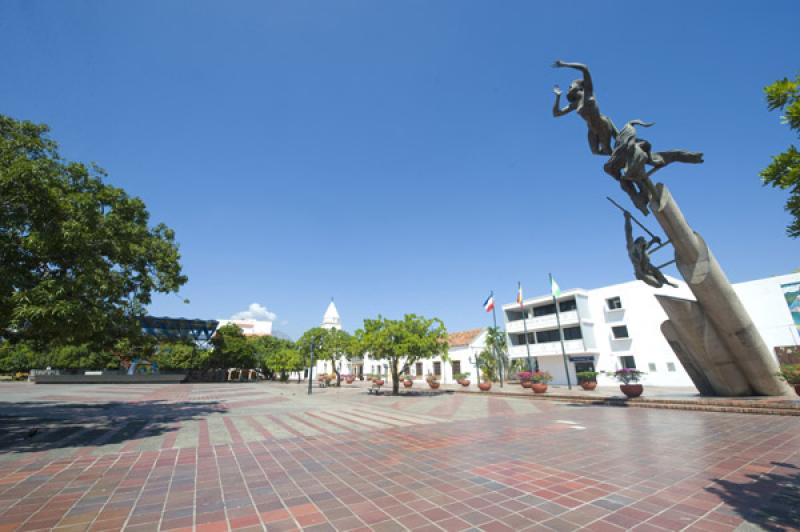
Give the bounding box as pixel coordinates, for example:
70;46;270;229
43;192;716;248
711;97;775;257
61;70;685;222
367;382;383;395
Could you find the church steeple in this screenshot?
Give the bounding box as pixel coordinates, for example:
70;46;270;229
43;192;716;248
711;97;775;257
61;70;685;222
321;298;341;330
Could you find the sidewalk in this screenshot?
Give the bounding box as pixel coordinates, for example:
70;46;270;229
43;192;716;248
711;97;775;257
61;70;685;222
445;382;800;416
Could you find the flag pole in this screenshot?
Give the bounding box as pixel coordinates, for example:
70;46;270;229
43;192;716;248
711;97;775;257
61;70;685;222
489;290;503;388
519;282;534;372
550;273;572;390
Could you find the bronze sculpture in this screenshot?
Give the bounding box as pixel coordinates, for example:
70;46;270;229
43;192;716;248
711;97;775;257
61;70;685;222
552;60;618;156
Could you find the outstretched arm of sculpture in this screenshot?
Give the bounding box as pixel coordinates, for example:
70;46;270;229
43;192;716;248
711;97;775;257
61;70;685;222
552;86;576;117
553;60;593;95
624;212;634;248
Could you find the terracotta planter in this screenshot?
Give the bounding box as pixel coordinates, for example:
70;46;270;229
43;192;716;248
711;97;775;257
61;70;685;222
403;380;413;388
428;381;440;389
620;384;643;398
478;382;492;392
521;381;533;389
374;379;385;386
580;381;597;391
531;383;548;394
794;383;800;396
460;380;470;387
345;376;354;384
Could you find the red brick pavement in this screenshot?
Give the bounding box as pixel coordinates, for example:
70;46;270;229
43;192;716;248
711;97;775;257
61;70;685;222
0;385;798;531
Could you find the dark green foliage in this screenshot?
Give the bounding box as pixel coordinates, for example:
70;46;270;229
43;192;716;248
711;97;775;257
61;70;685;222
208;324;257;369
0;114;187;346
761;75;800;237
355;314;448;395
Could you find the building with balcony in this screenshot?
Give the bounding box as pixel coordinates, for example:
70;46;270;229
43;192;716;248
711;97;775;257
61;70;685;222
502;271;800;388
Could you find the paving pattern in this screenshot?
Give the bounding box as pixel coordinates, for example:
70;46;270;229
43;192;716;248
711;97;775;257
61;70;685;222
0;382;798;531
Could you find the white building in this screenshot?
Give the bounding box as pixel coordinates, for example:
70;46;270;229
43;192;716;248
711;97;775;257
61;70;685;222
502;272;800;388
362;328;488;385
215;319;273;337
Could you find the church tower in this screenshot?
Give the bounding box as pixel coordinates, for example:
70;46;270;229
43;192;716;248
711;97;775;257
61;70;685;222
321;299;341;330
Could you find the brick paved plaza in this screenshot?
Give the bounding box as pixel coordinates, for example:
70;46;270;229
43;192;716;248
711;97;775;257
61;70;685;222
0;383;798;532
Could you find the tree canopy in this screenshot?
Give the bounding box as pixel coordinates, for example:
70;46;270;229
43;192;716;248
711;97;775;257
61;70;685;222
208;324;257;369
0;114;187;348
761;75;800;237
296;327;354;385
355;314;447;395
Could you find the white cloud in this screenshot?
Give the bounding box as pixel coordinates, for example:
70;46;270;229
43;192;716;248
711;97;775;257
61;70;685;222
231;303;277;322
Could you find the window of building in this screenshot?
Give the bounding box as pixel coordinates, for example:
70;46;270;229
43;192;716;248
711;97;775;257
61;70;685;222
506;310;525;322
619;356;636;369
536;329;561;343
612;325;630;339
559;299;577;312
433;362;441;376
648;363;657;372
667;362;676;372
533;303;556;317
451;361;461;375
563;326;582;340
416;362;423;376
606;297;622;310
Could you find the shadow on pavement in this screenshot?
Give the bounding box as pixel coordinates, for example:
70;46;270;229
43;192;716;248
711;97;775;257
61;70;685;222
705;461;800;531
0;400;225;454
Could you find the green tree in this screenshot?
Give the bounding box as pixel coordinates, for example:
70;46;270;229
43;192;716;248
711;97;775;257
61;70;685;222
153;341;207;370
355;314;447;395
263;342;302;382
251;335;298;381
0;115;187;347
209;324;256;370
296;327;331;383
477;348;498;382
761;75;800;237
485;326;508;383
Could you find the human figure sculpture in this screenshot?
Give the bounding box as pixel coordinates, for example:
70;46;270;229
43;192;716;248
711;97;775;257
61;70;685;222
624;212;677;288
604;120;704;215
552;60;618;156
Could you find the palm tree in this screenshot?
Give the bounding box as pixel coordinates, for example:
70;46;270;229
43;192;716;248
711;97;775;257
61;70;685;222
485;326;508;384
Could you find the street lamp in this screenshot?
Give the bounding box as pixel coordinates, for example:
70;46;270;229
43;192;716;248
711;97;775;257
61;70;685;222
307;334;323;395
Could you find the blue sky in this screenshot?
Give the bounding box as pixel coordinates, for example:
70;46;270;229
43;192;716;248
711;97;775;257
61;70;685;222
1;1;798;338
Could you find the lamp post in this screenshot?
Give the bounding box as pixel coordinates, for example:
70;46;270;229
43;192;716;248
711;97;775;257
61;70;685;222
307;340;316;395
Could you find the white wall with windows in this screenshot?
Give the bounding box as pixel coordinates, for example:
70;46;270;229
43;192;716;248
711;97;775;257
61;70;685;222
501;272;800;389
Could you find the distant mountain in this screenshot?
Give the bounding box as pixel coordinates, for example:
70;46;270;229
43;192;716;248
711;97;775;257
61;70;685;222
272;329;293;341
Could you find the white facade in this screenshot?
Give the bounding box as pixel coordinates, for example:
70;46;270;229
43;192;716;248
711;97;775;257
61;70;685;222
361;328;487;385
216;319;273;337
502;272;800;389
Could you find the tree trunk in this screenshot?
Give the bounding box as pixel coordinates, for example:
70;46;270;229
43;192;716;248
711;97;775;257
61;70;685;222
391;359;400;395
334;366;341;387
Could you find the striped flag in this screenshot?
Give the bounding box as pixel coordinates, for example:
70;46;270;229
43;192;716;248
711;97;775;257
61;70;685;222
516;282;524;307
483;293;495;313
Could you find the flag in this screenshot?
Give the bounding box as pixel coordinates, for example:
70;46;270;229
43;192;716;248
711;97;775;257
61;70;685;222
483;293;495;313
516;283;523;307
550;275;562;298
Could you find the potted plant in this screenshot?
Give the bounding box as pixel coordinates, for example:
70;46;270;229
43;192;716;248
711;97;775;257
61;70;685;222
518;371;533;389
777;364;800;396
401;374;413;388
425;373;440;389
344;374;355;384
576;371;599;391
454;372;470;387
607;368;646;398
530;371;553;393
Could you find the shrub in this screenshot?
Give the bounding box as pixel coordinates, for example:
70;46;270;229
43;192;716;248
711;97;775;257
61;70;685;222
606;368;645;384
531;371;553;383
777;364;800;384
576;370;599;382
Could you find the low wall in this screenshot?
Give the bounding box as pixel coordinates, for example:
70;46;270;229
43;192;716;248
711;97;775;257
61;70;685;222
32;373;187;384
